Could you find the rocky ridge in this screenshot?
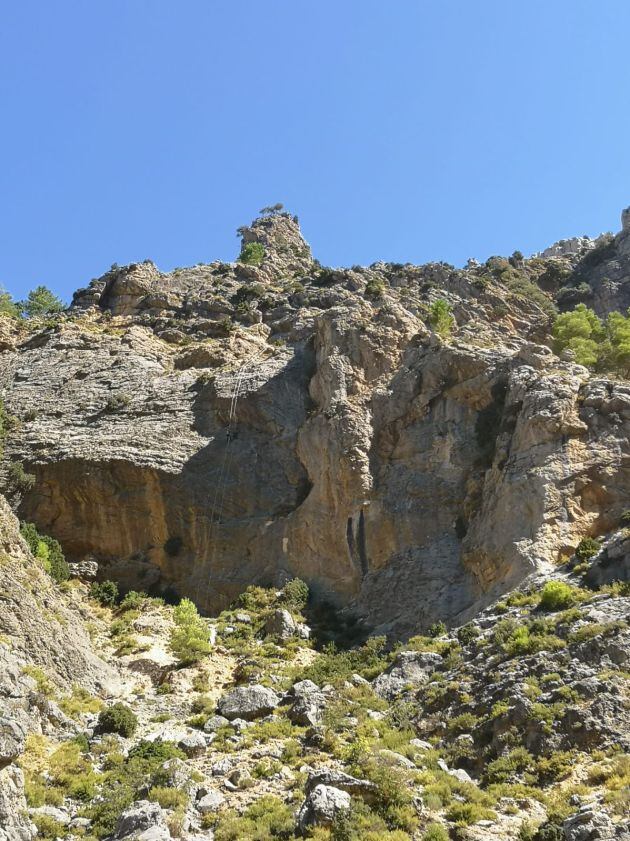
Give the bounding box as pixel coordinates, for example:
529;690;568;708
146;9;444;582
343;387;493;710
2;210;630;637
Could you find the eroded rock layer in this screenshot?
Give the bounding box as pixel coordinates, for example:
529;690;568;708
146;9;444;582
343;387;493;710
3;211;630;635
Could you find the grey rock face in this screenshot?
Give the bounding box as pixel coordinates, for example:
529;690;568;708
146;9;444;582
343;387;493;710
287;680;327;727
217;685;280;721
203;714;230;733
297;784;351;830
264;608;298;640
4;211;630;636
178;730;207;757
114;800;170;840
0;766;36;841
0;717;27;767
196;789;226;814
562;806;616;840
373;650;443;699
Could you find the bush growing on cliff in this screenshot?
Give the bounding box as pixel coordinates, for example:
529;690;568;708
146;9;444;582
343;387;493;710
18;285;65;318
538;581;580;611
20;521;69;583
552;303;630;373
281;577;309;611
97;702;138;737
0;287;20;318
170;597;211;664
428;299;455;338
238;242;265;266
575;536;600;561
89;579;119;607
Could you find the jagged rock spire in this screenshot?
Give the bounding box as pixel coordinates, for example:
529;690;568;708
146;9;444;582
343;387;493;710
237;211;313;279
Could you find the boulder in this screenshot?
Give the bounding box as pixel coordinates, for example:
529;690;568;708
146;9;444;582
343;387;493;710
297;784;351;830
115;800;170;840
204;714;231;733
217;685;280;721
178;730;207;757
305;768;377;801
0;765;36;841
562;806;616;840
264;609;298;640
288;680;327;727
373;650;443;699
0;717;27;767
196;789;226;815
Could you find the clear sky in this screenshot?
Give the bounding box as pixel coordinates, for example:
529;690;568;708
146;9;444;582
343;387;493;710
1;1;629;302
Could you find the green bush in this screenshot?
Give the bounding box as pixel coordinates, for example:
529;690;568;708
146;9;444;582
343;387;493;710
428;621;447;638
212;795;294;840
119;590;146;611
238;242;265;266
8;460;36;491
90;580;119;607
445;802;497;826
18;285;65;318
281;577;309;611
552;303;630;374
539;581;579;611
428;299;455;338
302;636;389;686
365;278;386;298
575;537;599;561
97;702;138;737
170;597;211;664
422;825;450;841
20;522;69;583
456;623;480;645
0;288;20;318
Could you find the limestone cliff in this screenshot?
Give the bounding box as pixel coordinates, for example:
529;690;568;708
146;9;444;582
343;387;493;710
3;210;630;636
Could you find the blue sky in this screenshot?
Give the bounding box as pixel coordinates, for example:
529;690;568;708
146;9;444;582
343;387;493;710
1;1;629;302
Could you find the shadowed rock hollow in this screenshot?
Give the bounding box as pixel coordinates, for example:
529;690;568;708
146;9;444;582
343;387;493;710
3;209;630;636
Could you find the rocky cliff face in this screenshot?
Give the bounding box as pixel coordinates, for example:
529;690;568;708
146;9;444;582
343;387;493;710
3;211;630;636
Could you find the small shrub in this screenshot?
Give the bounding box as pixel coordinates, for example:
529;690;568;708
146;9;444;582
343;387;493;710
445;802;497;825
539;581;579;611
90;579;119;607
170;597;211;664
456;623;480;645
18;285;65;318
238;242;265;266
281;577;309;611
20;522;69;583
428;299;455;338
8;461;36;491
422;824;450;841
105;393;131;411
148;786;188;810
575;537;599;561
97;702;138;737
365;278;386;298
119;590;146;611
428;621;447;638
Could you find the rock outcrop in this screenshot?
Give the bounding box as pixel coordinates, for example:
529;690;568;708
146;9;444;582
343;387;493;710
3;209;630;638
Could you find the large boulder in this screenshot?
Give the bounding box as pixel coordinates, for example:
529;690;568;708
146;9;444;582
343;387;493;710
373;650;443;699
217;685;280;721
264;609;298;640
562;806;618;841
115;800;170;840
0;717;28;768
297;784;351;830
196;788;226;815
0;765;36;841
305;768;377;801
287;680;327;727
